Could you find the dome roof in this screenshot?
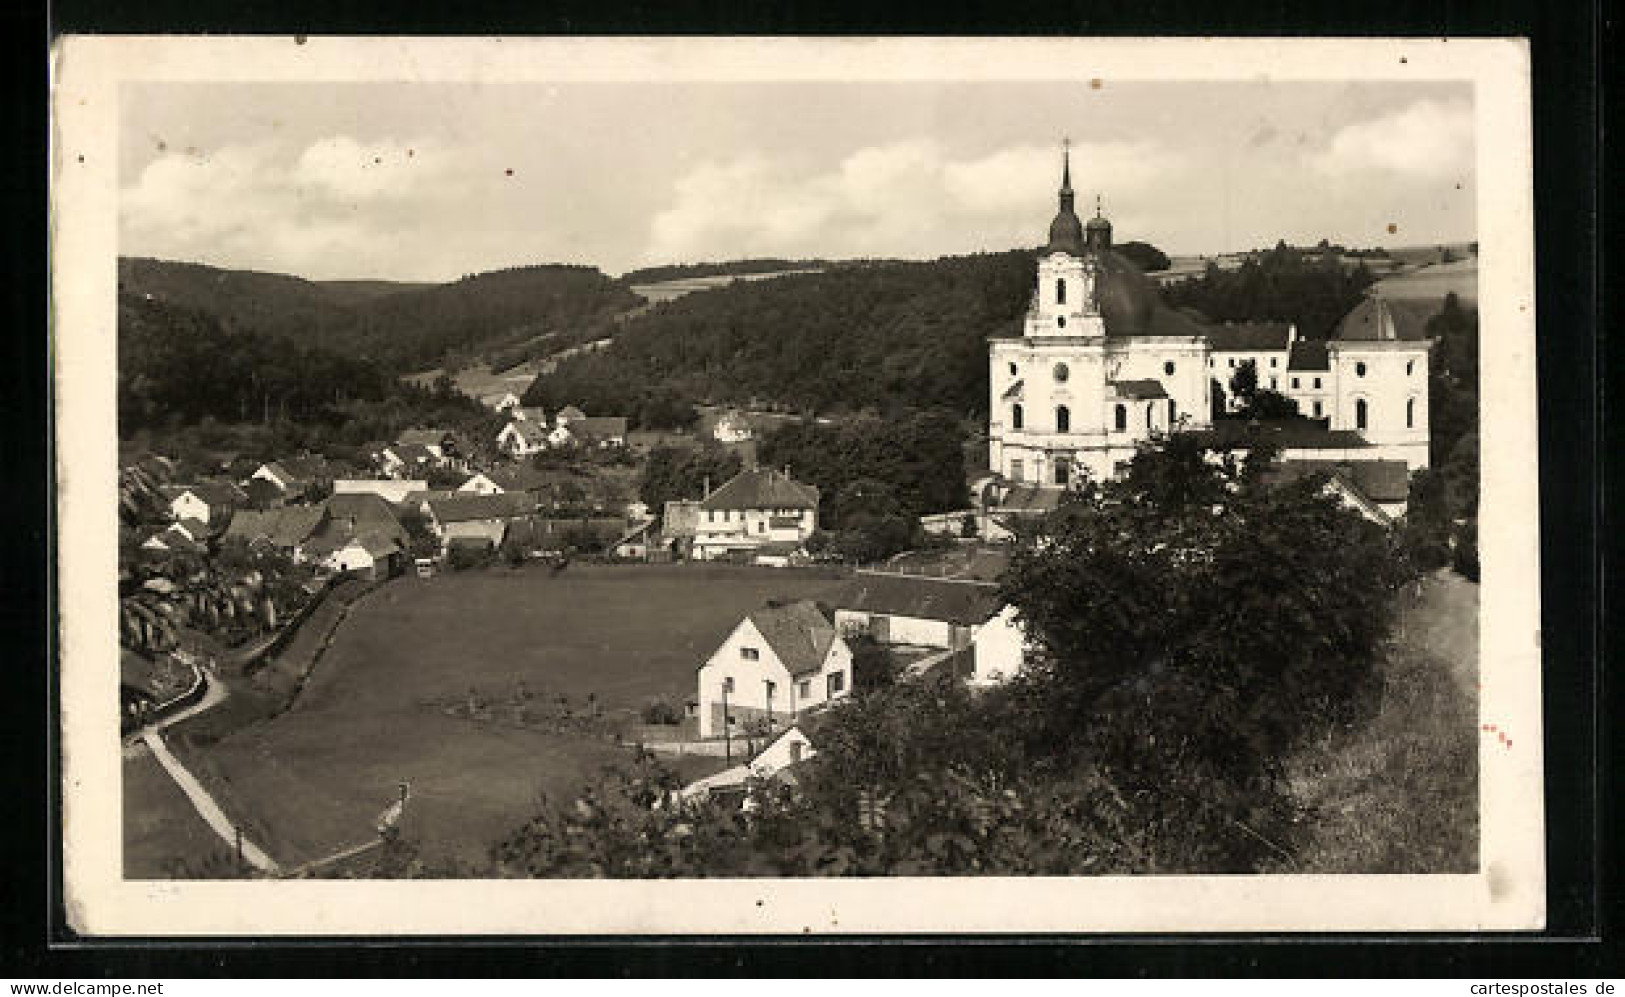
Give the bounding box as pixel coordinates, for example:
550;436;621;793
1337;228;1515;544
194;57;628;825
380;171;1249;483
1046;208;1086;255
1085;214;1112;231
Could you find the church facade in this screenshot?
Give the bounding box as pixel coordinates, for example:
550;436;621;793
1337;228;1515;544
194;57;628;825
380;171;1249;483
987;149;1433;489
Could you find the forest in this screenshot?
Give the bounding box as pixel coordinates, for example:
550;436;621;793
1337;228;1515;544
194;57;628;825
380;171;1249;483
118;257;639;375
1162;241;1378;340
528;251;1037;419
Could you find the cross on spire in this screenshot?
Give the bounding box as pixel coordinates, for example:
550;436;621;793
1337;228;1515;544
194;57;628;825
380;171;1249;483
1095;193;1103;218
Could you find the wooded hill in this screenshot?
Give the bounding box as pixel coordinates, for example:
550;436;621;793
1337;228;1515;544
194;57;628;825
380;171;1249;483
526;250;1038;420
118;257;639;374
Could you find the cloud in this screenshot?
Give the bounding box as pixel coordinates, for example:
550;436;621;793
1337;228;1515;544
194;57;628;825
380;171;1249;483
645;138;1165;265
118;134;526;279
1312;98;1474;179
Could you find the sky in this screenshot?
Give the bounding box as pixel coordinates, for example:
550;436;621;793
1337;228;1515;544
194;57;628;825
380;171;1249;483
118;80;1476;282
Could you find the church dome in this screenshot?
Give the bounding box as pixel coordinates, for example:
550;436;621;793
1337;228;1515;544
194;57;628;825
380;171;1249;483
1095;251;1158;334
1085;214;1112;231
1046;209;1086;256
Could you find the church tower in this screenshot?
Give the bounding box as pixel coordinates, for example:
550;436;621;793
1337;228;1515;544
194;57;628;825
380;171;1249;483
1030;141;1106;340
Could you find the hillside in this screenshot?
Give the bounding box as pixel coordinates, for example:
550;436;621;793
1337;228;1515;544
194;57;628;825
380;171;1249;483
525;250;1036;420
118;257;641;374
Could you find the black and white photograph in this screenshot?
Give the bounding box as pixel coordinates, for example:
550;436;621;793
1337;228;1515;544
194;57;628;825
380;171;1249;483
51;36;1544;935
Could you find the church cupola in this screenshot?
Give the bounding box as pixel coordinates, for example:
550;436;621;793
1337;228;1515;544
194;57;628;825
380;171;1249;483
1085;194;1112;253
1044;140;1086;256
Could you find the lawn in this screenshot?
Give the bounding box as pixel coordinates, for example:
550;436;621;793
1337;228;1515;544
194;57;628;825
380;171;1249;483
188;562;850;870
123;750;240;878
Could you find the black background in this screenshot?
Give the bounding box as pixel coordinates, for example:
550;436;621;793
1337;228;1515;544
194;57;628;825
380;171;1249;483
10;0;1611;977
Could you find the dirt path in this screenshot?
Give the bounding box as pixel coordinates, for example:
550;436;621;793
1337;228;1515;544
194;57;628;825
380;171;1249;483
138;727;280;874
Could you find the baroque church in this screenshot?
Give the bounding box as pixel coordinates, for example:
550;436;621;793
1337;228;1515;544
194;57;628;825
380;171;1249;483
985;145;1433;493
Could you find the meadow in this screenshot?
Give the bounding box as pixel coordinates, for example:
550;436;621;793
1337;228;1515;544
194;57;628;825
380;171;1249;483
181;563;849;869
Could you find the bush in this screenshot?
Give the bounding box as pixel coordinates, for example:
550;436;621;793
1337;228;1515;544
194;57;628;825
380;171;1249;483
640;698;684;726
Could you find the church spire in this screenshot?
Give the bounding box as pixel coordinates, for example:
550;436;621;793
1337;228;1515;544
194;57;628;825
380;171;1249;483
1058;138;1075;213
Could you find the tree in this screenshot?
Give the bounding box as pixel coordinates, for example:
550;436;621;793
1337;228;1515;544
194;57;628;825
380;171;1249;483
1116;240;1171;272
1228;359;1259;405
1241;389;1300;420
846;632;897;692
397;507;440;561
639;445;743;512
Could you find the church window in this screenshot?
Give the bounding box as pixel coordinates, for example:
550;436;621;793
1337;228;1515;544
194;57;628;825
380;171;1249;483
1057;316;1066;328
1356;398;1369;430
1407;360;1415;376
1228;358;1236;368
1056;406;1071;432
1270;357;1278;368
1269;376;1278;390
1168;399;1177;423
1164;361;1176;376
1056;278;1067;305
1292;377;1300;389
1313;400;1323;418
1053;363;1070;383
1313;376;1322;389
1008;362;1018;376
1356;361;1367;377
1011;403;1024;430
1406;397;1416;428
1114;404;1127;431
1146;403;1156;429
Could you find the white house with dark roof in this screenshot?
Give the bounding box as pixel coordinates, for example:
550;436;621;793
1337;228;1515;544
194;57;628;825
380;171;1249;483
831;572;1031;686
497;420;549;457
692;468;820;561
161;480;247;527
696;600;852;739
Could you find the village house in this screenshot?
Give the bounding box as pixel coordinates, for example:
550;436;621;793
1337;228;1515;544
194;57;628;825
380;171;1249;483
503;515;627;555
712;410;756;444
422;491;540;552
678;726;816;804
160;480;247;527
660;499;703;557
221;505;329;561
140;524;206;556
831;572;1030;685
1265;458;1413;527
692;467;820;562
554;405;587;427
496;420;549;458
334;478;428;504
479;391;523;413
485;464;554;495
313;532;404;581
457;471;504;496
570;416;629;449
611;518;659;560
696;600;853;739
513;405;548;423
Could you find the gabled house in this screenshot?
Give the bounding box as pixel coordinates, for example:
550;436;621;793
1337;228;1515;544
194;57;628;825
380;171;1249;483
396;428;453;458
696;600;852;739
422;491;540;551
693;468;819;561
249;461;308;499
503;515;627;555
313;531;404;581
480;391;523;413
496;420;550;458
1265;458;1412;526
611;518;658;560
678;726;815;803
712;410;756;443
486;464;554;494
457;471;504;496
140;525;206;556
161;480;247;527
554;405;587;426
221;505;329;561
513;406;548;423
831;573;1030;687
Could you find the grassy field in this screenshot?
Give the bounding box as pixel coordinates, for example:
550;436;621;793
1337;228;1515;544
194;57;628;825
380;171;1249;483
123;750;240;878
1280;569;1480;873
188;563;849;869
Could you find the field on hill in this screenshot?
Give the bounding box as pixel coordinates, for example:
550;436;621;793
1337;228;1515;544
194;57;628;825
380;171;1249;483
124;750;240;878
183;563;849;869
1370;258;1479;305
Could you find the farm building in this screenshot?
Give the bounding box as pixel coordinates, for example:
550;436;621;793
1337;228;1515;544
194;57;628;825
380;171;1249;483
692;467;819;562
457;471;504;496
831;573;1030;686
221;505;328;561
423;492;539;550
316;532;404;581
696;600;852;739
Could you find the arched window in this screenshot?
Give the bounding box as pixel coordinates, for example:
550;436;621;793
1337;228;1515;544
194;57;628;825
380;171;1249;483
1011;403;1024;430
1056;278;1067;305
1055;406;1071;433
1056;316;1067;329
1053;363;1070;383
1406;397;1416;429
1164;361;1176;376
1114;404;1127;431
1356;361;1368;378
1406;360;1415;376
1356;398;1369;430
1146;402;1156;429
